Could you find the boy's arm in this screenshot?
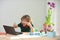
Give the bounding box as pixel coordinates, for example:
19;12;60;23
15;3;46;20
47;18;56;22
30;25;34;32
26;22;34;32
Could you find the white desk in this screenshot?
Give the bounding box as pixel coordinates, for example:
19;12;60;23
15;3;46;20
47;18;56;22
0;32;59;40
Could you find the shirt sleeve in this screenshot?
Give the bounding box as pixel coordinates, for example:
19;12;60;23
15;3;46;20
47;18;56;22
31;24;34;27
18;23;22;27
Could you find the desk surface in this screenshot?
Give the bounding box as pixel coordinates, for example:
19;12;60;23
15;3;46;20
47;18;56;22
0;32;59;40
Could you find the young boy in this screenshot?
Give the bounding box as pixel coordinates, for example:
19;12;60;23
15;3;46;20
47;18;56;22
13;15;34;32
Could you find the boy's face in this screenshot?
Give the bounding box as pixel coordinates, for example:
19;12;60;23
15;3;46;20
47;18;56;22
21;20;28;26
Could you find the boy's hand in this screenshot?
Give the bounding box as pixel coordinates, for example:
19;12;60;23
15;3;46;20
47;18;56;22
13;23;18;28
22;21;34;32
26;22;34;32
26;22;32;27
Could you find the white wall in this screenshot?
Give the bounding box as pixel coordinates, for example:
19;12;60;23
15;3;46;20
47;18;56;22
0;0;60;36
0;0;46;32
54;0;60;36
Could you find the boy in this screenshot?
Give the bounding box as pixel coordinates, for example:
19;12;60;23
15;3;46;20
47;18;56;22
13;15;34;32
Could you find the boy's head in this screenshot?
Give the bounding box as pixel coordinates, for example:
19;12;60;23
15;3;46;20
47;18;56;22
21;15;32;26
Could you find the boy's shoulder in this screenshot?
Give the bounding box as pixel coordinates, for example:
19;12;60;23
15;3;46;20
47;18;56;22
18;22;23;27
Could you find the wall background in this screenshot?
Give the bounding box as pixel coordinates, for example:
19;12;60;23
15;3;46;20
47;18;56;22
0;0;46;32
0;0;60;36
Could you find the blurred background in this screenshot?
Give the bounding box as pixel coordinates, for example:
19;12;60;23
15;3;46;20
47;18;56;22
0;0;60;36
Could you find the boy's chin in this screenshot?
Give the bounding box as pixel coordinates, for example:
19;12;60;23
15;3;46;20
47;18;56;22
23;25;28;27
23;25;27;26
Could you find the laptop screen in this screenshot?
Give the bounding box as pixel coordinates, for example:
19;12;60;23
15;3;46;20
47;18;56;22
3;25;15;34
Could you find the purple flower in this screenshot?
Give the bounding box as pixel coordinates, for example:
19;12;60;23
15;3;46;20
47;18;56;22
52;2;55;5
48;2;55;8
48;2;50;5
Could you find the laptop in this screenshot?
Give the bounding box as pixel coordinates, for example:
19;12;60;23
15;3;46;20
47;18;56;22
3;25;23;35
